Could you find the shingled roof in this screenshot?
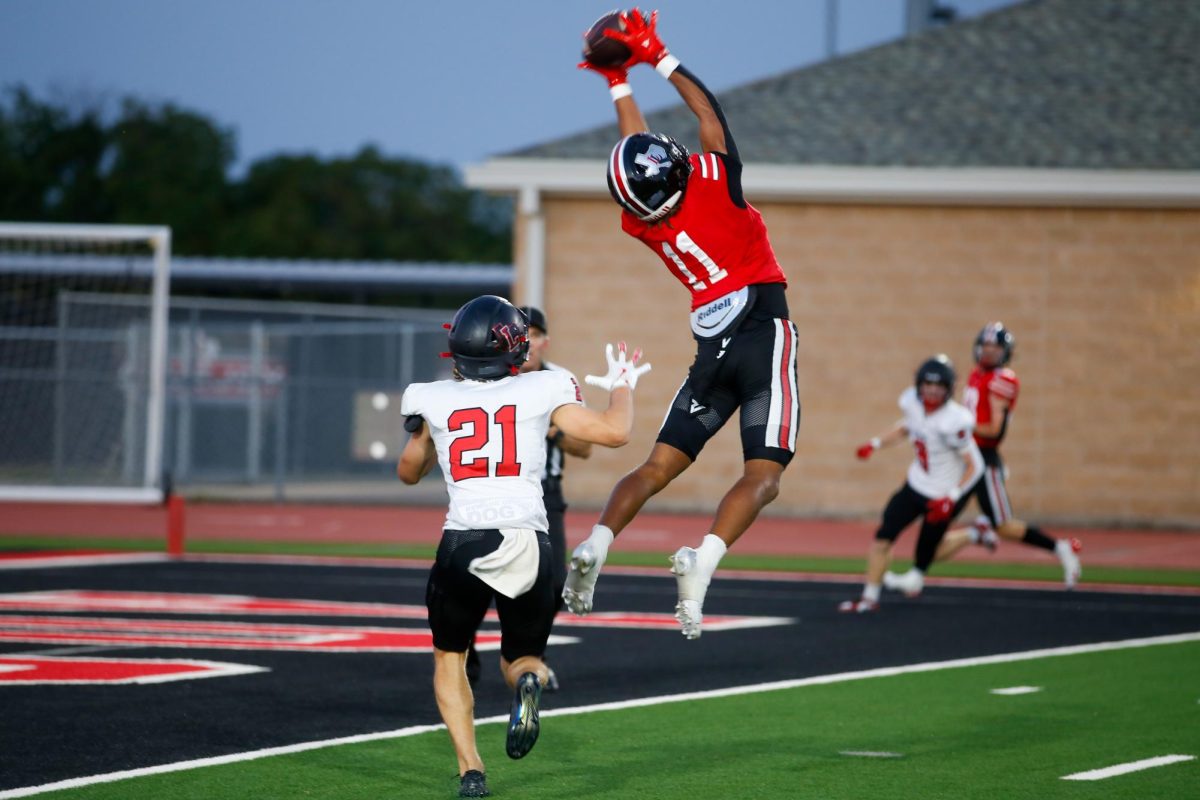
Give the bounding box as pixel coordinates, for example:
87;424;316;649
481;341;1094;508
508;0;1200;169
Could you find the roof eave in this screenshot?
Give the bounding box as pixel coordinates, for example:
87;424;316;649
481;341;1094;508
466;158;1200;208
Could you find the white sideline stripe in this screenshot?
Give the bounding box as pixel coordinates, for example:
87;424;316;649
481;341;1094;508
3;630;1198;799
990;686;1042;695
840;750;903;758
1061;754;1195;781
0;553;167;571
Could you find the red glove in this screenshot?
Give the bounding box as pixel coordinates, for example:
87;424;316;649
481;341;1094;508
577;59;629;89
607;8;671;68
855;437;881;460
925;496;954;523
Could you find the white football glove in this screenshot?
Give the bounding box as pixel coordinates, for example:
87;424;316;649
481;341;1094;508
585;342;652;391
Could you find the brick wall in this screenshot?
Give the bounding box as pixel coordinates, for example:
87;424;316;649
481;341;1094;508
517;198;1200;528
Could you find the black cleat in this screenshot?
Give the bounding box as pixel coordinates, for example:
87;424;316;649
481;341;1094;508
458;769;490;797
505;671;541;759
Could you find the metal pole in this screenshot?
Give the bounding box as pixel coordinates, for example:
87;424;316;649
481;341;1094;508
247;321;265;482
142;229;171;496
273;376;288;502
52;293;69;483
122;325;139;484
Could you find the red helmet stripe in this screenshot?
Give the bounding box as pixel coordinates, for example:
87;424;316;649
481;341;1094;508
610;136;655;217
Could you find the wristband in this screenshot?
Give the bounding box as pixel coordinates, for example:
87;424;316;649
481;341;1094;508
610;83;632;101
655;54;680;78
869;437;881;450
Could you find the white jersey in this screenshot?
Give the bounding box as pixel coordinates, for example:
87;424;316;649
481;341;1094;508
898;386;983;499
400;370;583;531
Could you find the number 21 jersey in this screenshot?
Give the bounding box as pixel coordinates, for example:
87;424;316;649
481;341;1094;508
401;371;582;531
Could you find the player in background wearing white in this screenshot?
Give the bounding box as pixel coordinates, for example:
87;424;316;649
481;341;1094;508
397;295;649;798
843;355;983;612
565;9;800;640
911;323;1083;587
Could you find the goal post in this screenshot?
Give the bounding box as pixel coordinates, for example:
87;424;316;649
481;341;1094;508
0;222;171;504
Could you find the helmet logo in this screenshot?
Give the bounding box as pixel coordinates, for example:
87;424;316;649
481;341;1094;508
634;144;670;177
492;322;521;351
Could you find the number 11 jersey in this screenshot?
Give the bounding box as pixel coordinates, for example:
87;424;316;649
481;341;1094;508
621;151;787;311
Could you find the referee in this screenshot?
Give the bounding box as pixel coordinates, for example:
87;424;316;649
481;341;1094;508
519;308;593;623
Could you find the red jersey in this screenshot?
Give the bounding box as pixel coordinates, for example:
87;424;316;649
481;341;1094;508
963;365;1020;449
621;152;787;310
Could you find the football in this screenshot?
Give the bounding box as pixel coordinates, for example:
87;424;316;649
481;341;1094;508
582;10;631;67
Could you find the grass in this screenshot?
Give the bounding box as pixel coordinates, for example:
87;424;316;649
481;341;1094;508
2;535;1198;588
27;639;1200;799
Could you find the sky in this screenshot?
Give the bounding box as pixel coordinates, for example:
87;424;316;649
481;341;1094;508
3;0;1018;176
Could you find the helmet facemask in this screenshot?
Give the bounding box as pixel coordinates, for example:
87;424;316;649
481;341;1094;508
607;133;692;222
974;322;1014;367
914;355;956;413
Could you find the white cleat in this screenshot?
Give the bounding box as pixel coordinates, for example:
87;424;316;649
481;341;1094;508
670;546;709;640
1056;538;1083;589
675;599;703;640
973;515;999;552
562;541;601;615
882;568;924;598
837;597;879;613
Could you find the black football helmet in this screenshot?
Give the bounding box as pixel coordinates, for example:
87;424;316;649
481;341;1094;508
915;354;956;399
974;321;1015;366
447;295;529;380
607;132;692;222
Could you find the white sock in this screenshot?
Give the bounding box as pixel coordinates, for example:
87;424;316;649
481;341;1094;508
696;533;728;573
863;583;882;602
967;527;981;544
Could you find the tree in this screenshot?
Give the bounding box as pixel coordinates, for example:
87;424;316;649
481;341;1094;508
0;86;511;264
222;146;510;261
102;98;236;254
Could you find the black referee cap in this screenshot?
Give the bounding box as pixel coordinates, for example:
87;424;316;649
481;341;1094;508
518;306;547;333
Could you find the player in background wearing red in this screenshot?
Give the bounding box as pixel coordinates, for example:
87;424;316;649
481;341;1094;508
398;295;648;797
903;322;1083;588
563;9;800;640
844;356;983;612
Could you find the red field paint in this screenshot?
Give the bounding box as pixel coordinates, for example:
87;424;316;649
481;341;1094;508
0;589;793;630
0;655;265;684
0;615;510;652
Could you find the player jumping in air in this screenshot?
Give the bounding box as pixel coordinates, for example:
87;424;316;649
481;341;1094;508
564;9;799;639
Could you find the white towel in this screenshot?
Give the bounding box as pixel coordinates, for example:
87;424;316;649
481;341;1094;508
468;528;541;599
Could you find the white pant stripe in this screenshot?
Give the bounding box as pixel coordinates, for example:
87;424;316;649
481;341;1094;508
985;466;1012;524
765;319;799;452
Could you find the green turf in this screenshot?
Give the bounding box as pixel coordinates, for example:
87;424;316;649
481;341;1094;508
32;639;1200;799
2;535;1198;587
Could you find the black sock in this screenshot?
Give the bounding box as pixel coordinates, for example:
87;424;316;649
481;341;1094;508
1022;525;1056;551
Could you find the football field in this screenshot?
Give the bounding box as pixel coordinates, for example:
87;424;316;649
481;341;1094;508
1;555;1197;798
